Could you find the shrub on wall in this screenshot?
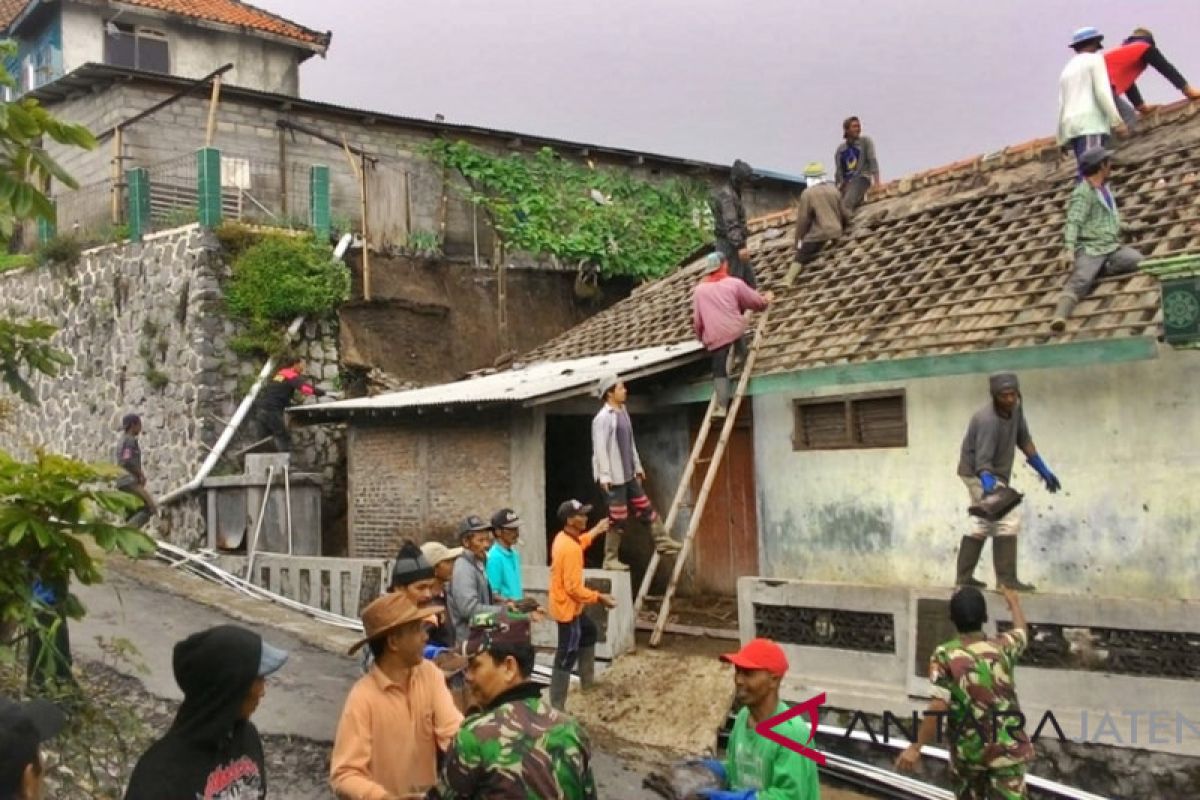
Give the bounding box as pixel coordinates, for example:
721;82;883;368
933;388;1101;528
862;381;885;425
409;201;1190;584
224;234;348;356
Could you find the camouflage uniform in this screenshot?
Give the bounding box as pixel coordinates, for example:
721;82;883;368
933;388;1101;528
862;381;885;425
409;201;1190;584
431;610;597;799
928;628;1035;800
432;682;595;799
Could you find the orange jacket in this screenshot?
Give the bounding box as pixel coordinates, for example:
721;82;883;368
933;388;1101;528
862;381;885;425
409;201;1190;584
549;530;600;622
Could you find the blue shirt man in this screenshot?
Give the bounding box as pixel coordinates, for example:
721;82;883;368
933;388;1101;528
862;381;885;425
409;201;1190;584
485;508;524;602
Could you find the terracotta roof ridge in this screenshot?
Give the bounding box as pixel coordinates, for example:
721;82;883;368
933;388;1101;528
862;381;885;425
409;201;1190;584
858;99;1200;203
205;0;331;48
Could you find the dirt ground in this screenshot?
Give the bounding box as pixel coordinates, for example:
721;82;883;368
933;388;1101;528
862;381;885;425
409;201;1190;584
567;648;736;757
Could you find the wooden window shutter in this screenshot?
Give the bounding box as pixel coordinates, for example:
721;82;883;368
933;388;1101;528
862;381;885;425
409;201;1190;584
795;400;849;449
853;394;907;447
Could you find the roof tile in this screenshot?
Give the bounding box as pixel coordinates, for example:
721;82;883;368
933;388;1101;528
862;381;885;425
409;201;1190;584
1;0;329;49
525;103;1200;374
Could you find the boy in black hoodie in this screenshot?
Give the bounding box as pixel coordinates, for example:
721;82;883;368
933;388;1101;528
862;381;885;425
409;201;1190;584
124;625;289;800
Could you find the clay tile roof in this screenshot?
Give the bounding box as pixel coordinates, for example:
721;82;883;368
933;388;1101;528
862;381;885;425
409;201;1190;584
526;101;1200;374
1;0;329;50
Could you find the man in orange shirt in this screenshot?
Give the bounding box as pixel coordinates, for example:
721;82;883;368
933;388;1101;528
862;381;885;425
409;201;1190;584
331;593;463;799
548;499;615;710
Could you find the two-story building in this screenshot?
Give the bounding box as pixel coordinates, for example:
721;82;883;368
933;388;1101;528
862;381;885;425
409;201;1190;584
0;0;330;97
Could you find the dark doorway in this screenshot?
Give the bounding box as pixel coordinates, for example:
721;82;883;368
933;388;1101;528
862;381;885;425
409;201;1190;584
689;402;758;594
543;414;608;568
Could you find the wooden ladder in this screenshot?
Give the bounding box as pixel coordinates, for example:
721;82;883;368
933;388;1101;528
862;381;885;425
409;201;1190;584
633;306;771;647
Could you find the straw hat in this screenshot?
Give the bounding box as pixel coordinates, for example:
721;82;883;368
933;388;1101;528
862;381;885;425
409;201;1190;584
348;592;442;655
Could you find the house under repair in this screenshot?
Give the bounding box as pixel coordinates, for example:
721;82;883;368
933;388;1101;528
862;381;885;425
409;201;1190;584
294;102;1200;784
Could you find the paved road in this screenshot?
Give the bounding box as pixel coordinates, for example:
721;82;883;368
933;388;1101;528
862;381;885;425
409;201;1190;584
73;573;669;798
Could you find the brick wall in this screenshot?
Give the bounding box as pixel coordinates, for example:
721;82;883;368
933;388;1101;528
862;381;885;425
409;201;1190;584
347;413;513;558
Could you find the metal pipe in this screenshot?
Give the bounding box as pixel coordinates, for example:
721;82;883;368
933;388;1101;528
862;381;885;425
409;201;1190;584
158;234;353;506
244;465;275;580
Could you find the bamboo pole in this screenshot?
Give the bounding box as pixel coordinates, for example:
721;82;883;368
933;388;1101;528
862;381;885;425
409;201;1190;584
342;135;370;300
110;127;123;225
648;307;771;648
204;75;222;147
633;390;720;617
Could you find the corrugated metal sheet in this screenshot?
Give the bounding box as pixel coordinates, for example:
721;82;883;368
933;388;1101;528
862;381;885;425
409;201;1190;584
291;342;704;418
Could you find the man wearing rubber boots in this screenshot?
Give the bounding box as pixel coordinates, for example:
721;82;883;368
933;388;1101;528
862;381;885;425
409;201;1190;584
955;373;1061;592
591;375;681;570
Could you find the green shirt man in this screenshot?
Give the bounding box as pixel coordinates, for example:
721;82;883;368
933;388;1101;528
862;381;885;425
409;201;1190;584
695;638;821;799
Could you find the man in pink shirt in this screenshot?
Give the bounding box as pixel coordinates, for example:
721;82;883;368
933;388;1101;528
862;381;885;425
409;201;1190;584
692;253;772;417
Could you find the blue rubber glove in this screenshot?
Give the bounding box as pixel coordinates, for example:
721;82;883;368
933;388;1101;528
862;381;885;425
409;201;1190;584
979;470;998;495
1028;455;1061;493
32;579;57;605
423;644;448;660
694;758;726;784
698;790;756;800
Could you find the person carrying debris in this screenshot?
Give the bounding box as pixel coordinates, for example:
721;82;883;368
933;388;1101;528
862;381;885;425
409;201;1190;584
447;516;506;645
116;413;157;528
591;376;682;569
688;638;820;799
431;610;597;799
255;356;326;453
692;253;773;417
896;587;1033;800
955;373;1061;592
709;159;759;288
0;695;66;800
1057;27;1122;178
1051;146;1144;332
421;540;463;649
124;625;289;800
1105;28;1200;131
332;593;463;799
834;116;880;215
786;162;847;284
547;499;615;711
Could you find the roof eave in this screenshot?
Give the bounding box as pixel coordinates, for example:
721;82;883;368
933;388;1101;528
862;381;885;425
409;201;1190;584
106;0;330;55
4;0;45;35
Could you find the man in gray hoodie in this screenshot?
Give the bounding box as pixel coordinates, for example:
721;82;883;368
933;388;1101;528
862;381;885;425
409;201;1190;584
955;373;1061;592
591;376;681;570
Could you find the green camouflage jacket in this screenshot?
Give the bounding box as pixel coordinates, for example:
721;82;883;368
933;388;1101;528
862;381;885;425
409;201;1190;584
928;628;1035;770
431;682;596;799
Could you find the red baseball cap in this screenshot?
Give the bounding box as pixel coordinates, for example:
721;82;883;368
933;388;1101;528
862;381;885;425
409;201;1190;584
720;638;789;676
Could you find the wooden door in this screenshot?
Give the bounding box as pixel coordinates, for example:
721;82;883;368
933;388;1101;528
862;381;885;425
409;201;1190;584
690;404;758;595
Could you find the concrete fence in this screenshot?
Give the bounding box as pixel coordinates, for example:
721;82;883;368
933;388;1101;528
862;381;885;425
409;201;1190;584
738;577;1200;758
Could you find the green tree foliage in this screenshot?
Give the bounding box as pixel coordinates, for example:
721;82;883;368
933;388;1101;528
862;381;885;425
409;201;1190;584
226;234;349;323
426;140;711;281
0;47;154;678
0;41;96;241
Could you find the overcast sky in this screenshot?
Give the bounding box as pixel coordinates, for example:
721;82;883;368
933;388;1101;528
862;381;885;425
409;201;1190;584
259;0;1200;179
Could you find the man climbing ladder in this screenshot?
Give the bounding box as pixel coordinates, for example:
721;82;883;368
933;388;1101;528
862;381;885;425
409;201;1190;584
591;376;681;570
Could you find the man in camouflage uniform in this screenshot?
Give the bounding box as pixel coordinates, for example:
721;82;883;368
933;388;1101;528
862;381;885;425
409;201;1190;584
430;611;597;799
896;586;1034;799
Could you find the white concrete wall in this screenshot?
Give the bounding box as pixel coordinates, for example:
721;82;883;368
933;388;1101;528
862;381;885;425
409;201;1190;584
510;407;547;567
59;4;301;95
752;345;1200;599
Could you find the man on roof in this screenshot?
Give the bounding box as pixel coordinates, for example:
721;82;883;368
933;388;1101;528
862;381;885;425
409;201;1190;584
786;162;847;284
1057;26;1123;178
1105;28;1200;130
709;159;759;289
834;116;880;215
591;376;682;569
692;253;772;418
1051;146;1144;332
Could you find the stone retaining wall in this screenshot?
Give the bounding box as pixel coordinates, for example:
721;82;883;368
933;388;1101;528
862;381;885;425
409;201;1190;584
0;224;343;547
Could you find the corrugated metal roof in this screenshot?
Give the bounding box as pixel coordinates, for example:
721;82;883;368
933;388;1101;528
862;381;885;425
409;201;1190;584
291;342;704;420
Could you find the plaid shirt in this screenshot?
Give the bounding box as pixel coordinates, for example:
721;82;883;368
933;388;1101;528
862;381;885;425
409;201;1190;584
1064;180;1123;256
